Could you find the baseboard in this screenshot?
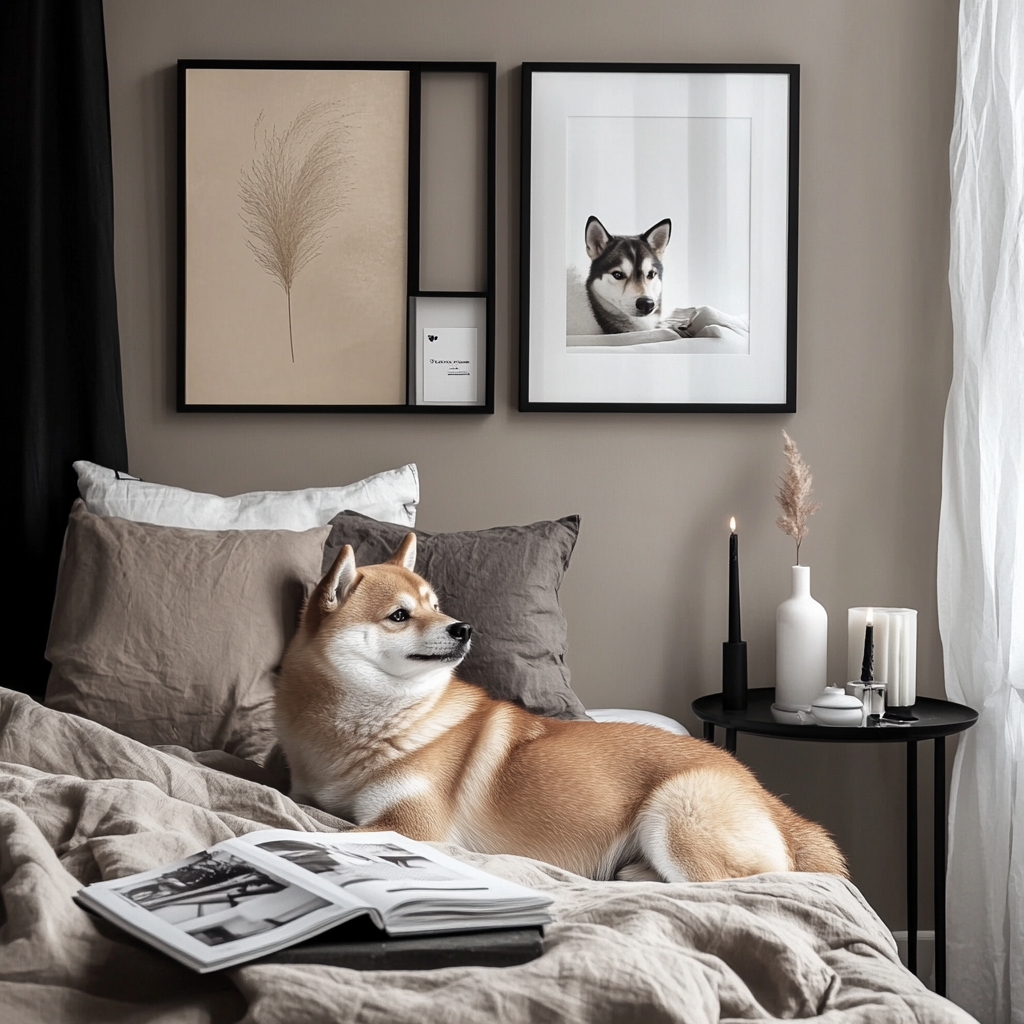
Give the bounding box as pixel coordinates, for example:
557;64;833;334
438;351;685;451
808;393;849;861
891;930;935;991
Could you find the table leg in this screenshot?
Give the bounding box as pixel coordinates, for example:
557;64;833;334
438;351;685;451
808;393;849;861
934;737;946;997
703;722;715;743
907;741;918;976
725;729;736;754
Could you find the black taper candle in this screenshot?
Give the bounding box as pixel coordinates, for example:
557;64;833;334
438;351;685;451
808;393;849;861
722;518;747;711
860;620;874;683
728;526;741;643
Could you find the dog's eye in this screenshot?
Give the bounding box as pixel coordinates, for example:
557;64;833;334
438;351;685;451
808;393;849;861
388;609;409;623
647;269;658;279
611;271;625;280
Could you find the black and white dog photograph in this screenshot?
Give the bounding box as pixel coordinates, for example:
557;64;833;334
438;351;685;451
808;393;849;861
565;114;751;352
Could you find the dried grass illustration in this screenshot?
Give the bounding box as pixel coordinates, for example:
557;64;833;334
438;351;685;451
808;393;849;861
238;102;356;361
775;430;821;564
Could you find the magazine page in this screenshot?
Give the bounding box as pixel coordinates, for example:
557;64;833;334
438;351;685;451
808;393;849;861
77;839;372;972
234;830;553;931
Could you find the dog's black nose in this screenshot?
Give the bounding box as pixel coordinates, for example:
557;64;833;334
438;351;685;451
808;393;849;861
447;622;473;643
636;296;655;315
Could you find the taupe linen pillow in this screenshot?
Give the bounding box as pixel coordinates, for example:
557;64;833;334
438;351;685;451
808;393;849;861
321;512;588;720
45;502;330;763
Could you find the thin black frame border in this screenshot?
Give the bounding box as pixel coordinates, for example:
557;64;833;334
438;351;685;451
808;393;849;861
518;62;799;414
177;59;497;414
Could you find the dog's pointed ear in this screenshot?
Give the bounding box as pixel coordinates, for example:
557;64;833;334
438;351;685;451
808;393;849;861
318;544;358;614
642;219;672;257
387;532;417;572
585;216;611;260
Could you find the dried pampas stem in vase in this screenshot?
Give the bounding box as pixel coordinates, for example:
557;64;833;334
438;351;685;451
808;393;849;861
773;431;828;715
775;430;821;565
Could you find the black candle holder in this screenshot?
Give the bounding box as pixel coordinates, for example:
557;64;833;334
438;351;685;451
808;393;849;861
722;641;748;711
884;703;918;723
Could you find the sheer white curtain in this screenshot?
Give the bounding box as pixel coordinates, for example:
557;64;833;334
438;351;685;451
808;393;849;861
939;0;1024;1021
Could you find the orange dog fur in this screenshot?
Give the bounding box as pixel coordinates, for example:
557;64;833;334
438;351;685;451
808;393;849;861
276;535;847;883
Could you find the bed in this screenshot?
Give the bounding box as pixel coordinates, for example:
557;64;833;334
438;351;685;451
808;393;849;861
0;463;977;1023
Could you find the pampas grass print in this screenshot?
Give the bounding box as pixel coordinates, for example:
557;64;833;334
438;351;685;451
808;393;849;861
775;430;821;565
238;102;356;362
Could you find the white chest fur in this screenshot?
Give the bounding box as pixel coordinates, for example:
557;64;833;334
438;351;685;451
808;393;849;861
348;774;432;824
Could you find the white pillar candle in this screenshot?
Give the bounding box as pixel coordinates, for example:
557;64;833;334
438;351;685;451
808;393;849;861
887;613;903;703
887;608;918;707
846;607;917;706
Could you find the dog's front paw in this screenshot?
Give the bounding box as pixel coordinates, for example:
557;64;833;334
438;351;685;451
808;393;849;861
658;306;697;337
661;305;750;340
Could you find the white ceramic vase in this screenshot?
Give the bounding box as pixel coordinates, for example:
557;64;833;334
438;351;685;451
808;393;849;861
775;565;828;711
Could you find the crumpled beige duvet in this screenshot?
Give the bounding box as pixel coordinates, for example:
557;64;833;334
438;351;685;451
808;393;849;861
0;688;977;1023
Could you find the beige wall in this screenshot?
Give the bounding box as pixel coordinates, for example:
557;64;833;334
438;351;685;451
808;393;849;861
103;0;960;929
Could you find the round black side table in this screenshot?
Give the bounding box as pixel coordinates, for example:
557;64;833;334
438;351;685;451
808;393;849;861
691;687;977;998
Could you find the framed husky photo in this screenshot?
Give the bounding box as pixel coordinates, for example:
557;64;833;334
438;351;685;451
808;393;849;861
519;63;799;412
177;60;496;412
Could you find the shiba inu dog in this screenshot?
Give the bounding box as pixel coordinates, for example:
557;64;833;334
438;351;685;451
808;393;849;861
584;216;672;334
276;537;847;883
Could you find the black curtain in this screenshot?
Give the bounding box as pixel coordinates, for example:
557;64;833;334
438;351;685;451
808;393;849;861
0;0;129;699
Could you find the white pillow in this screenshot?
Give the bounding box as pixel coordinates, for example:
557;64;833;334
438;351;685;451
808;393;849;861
585;708;690;736
73;461;418;530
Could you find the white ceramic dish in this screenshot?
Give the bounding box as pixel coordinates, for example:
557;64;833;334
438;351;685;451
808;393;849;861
772;689;866;727
803;686;865;727
806;704;864;727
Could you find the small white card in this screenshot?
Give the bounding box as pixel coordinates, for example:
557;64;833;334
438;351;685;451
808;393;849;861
422;327;477;403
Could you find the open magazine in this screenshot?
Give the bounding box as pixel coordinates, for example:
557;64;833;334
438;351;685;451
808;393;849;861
76;830;553;973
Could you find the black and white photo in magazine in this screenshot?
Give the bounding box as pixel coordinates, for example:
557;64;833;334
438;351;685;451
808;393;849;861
115;849;330;947
256;839;477;893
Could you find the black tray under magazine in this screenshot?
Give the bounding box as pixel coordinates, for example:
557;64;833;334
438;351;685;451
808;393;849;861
255;915;545;971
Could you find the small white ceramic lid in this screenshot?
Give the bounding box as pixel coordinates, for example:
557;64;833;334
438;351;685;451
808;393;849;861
811;686;863;710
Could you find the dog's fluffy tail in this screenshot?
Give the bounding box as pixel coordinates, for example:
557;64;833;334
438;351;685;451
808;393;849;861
785;814;848;876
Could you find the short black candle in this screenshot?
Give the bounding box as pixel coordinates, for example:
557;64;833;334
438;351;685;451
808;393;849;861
860;620;874;683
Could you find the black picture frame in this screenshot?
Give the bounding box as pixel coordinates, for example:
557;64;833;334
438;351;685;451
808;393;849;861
519;62;799;413
177;60;496;413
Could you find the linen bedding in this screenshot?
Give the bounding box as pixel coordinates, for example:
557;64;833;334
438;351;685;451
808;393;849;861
0;688;976;1024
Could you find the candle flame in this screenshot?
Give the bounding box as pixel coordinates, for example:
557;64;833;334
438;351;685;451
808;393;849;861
729;517;736;532
867;607;874;625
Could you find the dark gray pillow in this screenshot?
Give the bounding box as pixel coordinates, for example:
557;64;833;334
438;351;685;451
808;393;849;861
45;501;330;763
321;512;587;720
